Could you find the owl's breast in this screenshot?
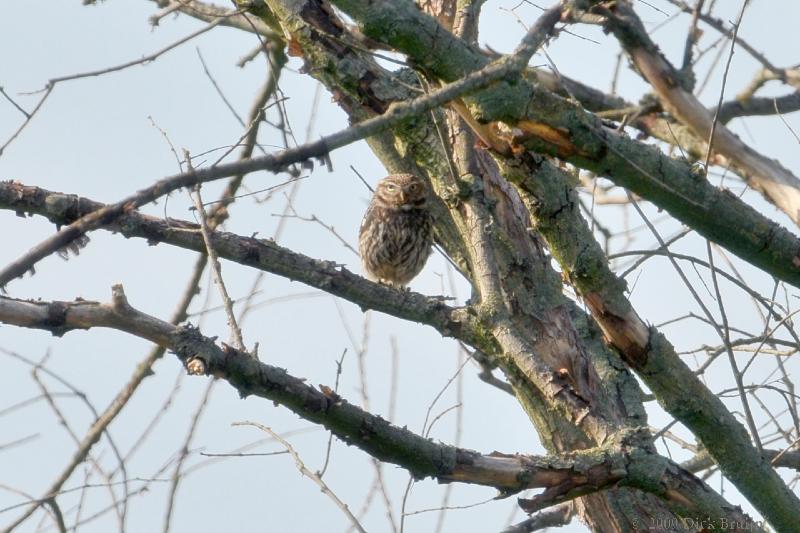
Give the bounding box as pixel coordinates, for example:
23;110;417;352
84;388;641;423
358;205;433;285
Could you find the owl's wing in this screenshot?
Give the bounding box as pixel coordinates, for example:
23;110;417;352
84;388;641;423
358;203;376;236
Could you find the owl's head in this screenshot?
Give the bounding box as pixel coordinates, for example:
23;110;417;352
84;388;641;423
374;174;428;210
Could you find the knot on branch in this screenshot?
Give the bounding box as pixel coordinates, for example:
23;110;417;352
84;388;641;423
171;323;214;375
43;301;70;336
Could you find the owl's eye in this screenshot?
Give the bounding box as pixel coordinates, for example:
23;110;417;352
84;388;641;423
408;183;420;192
385;184;397;192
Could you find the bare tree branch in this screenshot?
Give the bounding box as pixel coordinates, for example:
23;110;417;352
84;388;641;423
590;1;800;227
0;182;491;354
0;8;559;290
315;0;800;527
321;0;800;292
0;286;762;527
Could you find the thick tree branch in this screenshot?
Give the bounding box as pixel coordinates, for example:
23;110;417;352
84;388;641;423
266;6;682;525
325;0;800;290
0;287;761;528
590;2;800;226
495;151;800;529
538;68;800;159
319;0;800;528
0;181;492;354
717;92;800;125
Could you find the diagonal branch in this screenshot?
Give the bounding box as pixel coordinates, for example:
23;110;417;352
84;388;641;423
324;0;800;291
496;150;800;530
0;286;762;529
592;1;800;226
0;182;492;355
717;92;800;125
0;10;556;291
320;0;800;528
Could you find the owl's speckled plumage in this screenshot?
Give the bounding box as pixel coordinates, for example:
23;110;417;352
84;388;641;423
358;174;433;286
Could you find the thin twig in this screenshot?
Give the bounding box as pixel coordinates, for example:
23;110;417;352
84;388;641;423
317;348;347;478
162;380;215;533
1;17;228;156
233;421;367;533
190;179;246;350
703;0;748;171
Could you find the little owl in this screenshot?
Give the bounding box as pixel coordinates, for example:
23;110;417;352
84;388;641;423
359;174;433;286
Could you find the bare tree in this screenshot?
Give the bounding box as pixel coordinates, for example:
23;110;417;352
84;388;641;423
2;0;800;531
